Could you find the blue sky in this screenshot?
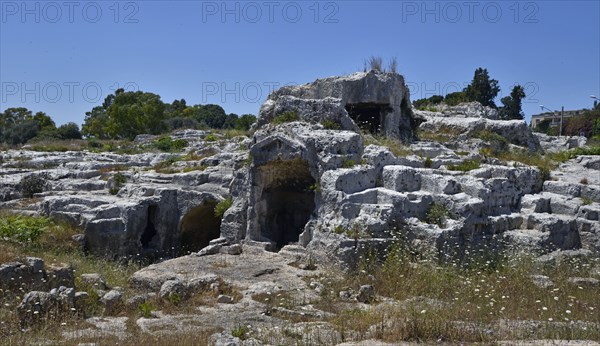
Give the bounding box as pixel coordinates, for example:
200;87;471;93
1;0;599;125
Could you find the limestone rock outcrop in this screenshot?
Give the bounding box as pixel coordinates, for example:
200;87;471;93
256;70;419;142
0;72;598;268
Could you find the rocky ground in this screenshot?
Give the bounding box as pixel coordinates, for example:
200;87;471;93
1;71;599;345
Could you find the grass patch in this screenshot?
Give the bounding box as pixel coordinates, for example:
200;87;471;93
341;158;356;168
580;196;593;205
109;172;127;195
271;111;299;125
153;156;181;174
214;197;233;219
321;120;342;130
319;242;600;343
447;158;481;172
418;125;463;143
154;136;188;152
425;202;452;227
0;213;51;244
363;135;412;157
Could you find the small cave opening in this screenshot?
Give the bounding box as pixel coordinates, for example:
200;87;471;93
141;205;159;249
256;159;316;250
179;202;221;255
345;103;392;134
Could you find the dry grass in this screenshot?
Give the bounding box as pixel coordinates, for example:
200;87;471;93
417;125;464;143
363;135;412;157
317;244;600;342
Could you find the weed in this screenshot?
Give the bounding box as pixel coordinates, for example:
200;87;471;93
231;325;248;340
447;158;481;172
321;120;341;130
580;177;589;185
271;111;299;125
363;135;412;157
0;214;51;243
214;197;233;219
154;136;188;152
425;202;452;227
205;133;218;142
418;125;463;143
341;158;356;168
109;172;127;195
581;196;593;205
19;174;48;198
138;302;155;318
153;156;180;173
423;157;432;168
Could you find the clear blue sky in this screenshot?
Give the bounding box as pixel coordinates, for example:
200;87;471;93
1;0;599;125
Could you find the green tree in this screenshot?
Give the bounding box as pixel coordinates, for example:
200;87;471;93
32;112;56;130
57;122;82;139
444;91;467;106
1;108;59;144
235;114;256;130
413;95;444;110
82;106;110;139
498;85;526;120
106;91;166;139
464;68;500;108
186;104;227;129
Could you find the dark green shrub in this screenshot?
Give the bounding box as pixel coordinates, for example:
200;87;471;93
424;157;433;168
341;158;356;168
426;203;452;227
109;172;127;195
154;136;188;152
214;197;233;219
321;120;341;130
0;214;51;243
271;111;299;125
19;174;47;198
448;159;481;172
205;133;218;142
231;326;248;340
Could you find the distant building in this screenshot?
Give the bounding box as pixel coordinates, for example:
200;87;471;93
530;109;588;128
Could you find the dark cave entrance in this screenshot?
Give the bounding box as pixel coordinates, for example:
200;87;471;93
257;159;316;250
345;103;392;134
141;205;158;249
179;202;221;255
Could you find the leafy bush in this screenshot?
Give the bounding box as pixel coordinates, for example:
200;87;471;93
271;111;299;125
19;174;47;198
425;203;452;228
231;325;248;340
448;159;481;172
0;214;51;243
204;133;218;142
154;136;188;152
580;196;593;205
214;197;233;219
109;172;127;195
363;135;412;157
138;302;155;318
153;156;180;174
341;158;356;168
321;120;341;130
423;157;433;168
